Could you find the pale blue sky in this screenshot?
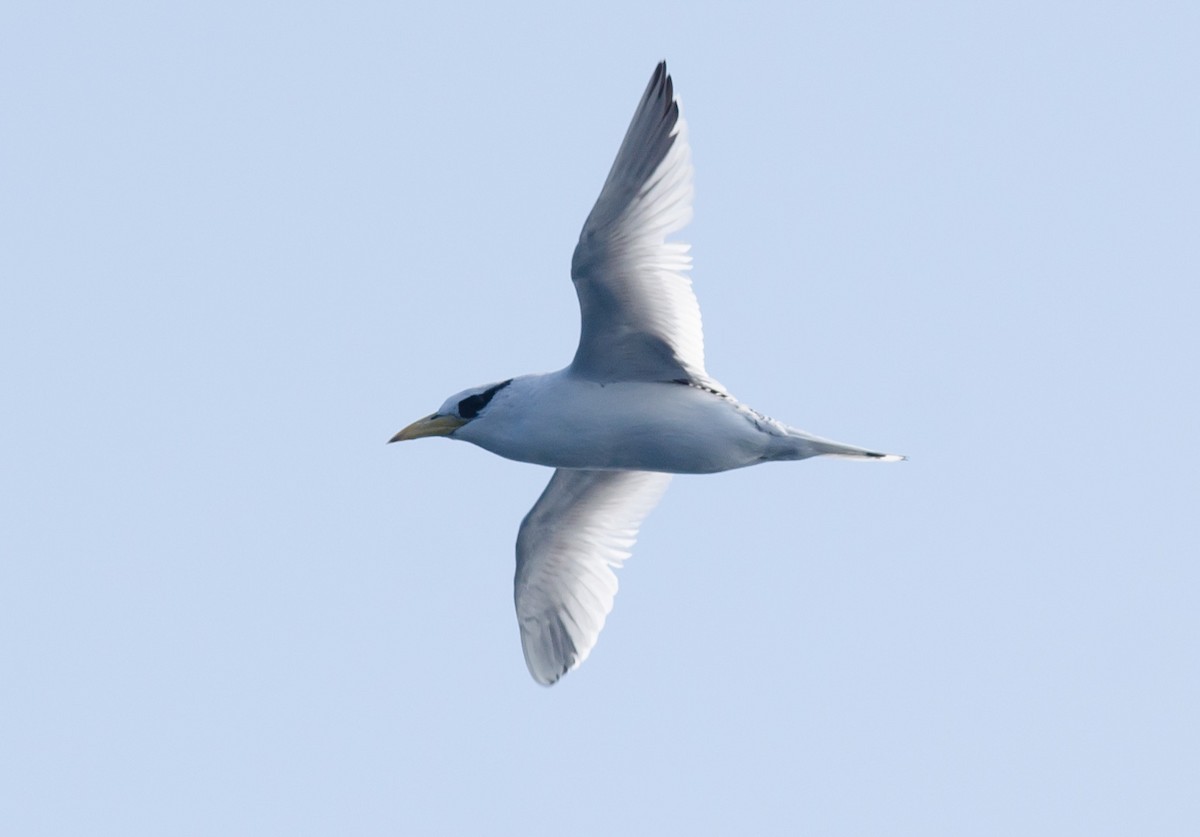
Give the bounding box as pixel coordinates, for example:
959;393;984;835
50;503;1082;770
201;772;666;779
2;2;1197;835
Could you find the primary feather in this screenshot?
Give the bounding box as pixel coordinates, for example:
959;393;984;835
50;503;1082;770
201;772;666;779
515;469;671;685
570;62;710;386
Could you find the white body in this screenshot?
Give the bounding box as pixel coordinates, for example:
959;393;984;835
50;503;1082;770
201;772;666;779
455;371;859;474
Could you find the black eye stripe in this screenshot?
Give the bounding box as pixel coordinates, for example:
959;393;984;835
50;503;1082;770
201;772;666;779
457;393;487;419
458;379;512;419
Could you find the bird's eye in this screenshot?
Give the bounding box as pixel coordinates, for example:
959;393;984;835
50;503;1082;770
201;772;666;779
457;379;513;420
458;393;488;419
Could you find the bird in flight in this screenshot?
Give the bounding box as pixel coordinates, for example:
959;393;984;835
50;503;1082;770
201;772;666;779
391;62;902;686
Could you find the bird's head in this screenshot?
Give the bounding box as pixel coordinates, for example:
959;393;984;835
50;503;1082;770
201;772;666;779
389;378;514;443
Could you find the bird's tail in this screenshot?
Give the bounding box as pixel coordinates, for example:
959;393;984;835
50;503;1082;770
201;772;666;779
773;427;906;462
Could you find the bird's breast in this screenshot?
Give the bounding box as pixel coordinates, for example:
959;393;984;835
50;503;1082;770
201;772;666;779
467;378;771;474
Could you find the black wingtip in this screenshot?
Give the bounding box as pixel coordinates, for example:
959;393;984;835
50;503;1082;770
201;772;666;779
646;61;676;127
645;61;669;103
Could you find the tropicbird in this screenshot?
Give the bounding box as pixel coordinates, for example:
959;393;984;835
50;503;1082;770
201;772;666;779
391;62;902;686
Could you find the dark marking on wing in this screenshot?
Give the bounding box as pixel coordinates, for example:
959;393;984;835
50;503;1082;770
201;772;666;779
670;378;729;399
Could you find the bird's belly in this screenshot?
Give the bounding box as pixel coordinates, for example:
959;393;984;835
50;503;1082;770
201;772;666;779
481;382;768;474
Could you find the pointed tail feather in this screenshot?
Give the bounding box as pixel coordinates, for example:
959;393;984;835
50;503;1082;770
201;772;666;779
780;429;906;462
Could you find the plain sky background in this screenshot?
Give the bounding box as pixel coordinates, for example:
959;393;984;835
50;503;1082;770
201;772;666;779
2;2;1197;835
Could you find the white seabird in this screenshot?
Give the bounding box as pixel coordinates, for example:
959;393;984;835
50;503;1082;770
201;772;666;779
391;62;903;686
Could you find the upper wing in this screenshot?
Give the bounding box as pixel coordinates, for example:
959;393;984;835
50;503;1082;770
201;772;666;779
514;468;671;686
569;61;711;385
